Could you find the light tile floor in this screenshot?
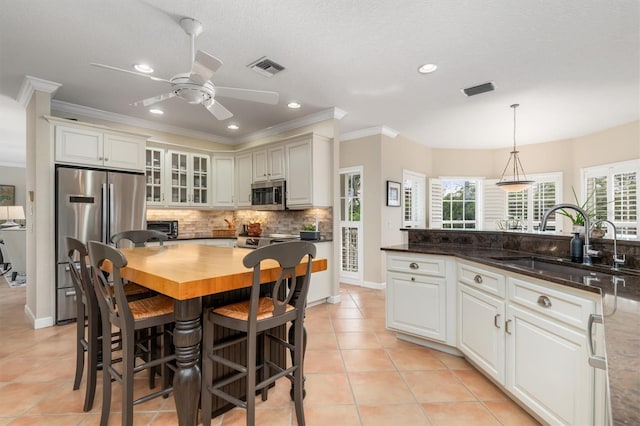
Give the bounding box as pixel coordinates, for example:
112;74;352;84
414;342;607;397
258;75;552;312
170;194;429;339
0;278;539;425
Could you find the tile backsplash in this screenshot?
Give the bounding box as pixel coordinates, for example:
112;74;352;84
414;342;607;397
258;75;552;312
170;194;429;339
147;208;333;240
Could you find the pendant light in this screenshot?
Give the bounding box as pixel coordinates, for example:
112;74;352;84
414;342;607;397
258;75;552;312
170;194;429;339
496;103;534;192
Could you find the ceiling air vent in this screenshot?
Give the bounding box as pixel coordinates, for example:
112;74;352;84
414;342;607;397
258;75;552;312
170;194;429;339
247;56;285;77
462;81;495;97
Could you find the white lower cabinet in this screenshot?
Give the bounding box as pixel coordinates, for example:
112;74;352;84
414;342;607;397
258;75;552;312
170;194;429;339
506;303;592;425
459;284;505;384
386;253;454;345
456;260;602;426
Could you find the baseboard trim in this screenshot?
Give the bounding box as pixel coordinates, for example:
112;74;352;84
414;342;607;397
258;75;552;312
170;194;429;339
326;294;341;304
24;304;54;329
396;332;463;357
362;281;386;290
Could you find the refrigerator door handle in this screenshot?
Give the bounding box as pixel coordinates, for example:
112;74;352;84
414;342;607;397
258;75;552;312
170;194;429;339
102;183;108;243
109;183;115;243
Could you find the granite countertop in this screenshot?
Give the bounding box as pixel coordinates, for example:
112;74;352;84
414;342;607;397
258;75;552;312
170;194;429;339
382;243;640;426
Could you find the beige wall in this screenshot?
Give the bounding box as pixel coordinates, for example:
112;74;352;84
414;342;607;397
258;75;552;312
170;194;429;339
0;166;26;207
341;120;639;288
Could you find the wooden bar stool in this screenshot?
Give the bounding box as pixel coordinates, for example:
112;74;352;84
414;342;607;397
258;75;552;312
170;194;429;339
110;229;168;248
88;241;176;426
66;236;151;412
200;241;316;426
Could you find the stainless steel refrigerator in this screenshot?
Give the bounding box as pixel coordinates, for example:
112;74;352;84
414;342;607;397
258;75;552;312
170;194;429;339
55;166;146;323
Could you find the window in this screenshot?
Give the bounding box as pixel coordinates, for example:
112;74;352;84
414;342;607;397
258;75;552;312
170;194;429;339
583;160;639;239
506;173;562;231
339;167;363;284
402;170;426;228
430;179;481;229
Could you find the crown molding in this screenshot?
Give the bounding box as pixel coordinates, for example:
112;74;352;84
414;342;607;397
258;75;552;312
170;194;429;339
341;125;399;141
50;100;234;144
238;107;348;143
17;76;62;108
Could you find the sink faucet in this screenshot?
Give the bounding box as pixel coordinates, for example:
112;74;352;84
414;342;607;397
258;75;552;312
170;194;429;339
540;203;601;266
592;219;625;270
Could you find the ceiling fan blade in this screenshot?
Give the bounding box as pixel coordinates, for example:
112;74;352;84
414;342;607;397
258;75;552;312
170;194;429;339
90;63;171;83
131;92;176;107
204;99;233;120
215;87;279;105
190;50;223;84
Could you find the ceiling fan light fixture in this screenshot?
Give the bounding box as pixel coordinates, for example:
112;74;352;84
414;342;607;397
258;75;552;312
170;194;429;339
496;104;534;192
227;123;239;130
149;108;164;115
418;63;438;74
287;101;301;109
133;63;154;74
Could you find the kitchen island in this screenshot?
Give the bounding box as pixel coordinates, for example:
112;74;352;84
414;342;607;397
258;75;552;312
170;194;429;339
381;241;639;426
114;244;328;426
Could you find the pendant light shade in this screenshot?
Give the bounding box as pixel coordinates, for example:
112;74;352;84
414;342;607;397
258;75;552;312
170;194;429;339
496;104;534;192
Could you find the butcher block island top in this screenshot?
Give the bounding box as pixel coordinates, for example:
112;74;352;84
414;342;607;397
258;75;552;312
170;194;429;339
117;244;328;300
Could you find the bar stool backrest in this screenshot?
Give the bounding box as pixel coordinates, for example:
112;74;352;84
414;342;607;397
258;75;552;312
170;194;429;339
66;236;97;317
243;240;317;323
88;241;133;329
111;230;168;248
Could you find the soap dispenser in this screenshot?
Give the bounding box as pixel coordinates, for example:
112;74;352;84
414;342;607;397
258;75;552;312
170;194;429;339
570;232;584;263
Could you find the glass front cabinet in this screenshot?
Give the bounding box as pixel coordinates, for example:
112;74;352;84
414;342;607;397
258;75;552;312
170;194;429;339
145;148;165;206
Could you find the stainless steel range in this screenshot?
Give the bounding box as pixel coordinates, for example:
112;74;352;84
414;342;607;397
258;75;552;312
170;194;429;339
236;234;300;249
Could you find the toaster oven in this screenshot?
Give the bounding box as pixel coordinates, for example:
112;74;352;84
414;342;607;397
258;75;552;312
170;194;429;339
146;220;179;239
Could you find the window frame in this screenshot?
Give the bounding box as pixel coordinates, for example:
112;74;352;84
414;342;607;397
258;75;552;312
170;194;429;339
582;159;639;239
402;169;426;228
433;177;484;230
505;172;563;232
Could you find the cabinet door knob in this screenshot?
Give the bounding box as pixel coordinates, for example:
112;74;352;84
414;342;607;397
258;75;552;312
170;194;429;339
410;277;415;282
474;274;483;284
537;295;552;308
104;158;109;162
409;262;419;270
494;314;501;328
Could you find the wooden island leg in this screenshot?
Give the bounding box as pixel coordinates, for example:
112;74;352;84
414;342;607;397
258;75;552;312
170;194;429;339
173;298;202;426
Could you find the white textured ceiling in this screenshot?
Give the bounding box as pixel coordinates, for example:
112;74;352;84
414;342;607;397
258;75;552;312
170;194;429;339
0;0;638;163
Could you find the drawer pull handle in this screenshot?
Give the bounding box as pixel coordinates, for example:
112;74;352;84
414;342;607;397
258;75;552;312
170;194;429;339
409;262;419;270
537;295;552;308
494;314;501;328
474;274;483;284
588;314;606;370
505;319;512;334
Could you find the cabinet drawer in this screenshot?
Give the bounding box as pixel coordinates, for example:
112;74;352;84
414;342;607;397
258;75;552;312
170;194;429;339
457;262;505;298
387;254;446;277
508;276;595;330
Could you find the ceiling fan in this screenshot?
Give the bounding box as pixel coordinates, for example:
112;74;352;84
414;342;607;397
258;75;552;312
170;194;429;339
90;17;279;120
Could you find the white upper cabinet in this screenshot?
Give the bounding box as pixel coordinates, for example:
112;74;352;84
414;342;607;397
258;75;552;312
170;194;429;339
167;150;210;207
53;120;146;172
235;152;253;208
212;154;235;207
145;147;165;206
285;134;332;209
253;145;285;182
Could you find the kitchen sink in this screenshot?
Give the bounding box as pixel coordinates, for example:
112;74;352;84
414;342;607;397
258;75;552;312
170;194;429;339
488;256;617;285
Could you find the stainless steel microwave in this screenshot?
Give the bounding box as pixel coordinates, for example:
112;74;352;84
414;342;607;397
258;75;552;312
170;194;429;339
251;179;286;210
146;220;179;239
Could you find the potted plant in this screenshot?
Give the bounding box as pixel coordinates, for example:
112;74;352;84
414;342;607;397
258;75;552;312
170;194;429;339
300;224;320;240
556;186;601;235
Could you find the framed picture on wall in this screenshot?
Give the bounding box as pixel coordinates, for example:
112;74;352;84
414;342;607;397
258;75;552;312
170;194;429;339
0;185;15;206
386;180;401;207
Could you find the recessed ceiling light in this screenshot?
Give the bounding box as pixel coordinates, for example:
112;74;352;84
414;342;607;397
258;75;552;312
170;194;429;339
134;63;154;74
418;63;438;74
149;108;164;115
287;102;301;109
227;124;239;130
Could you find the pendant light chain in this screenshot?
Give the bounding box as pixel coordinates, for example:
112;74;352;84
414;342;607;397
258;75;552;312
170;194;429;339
496;103;534;192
